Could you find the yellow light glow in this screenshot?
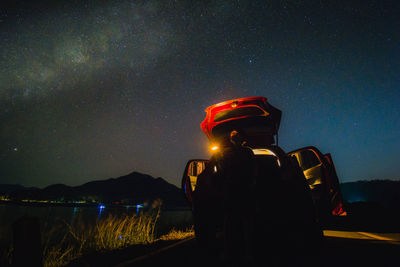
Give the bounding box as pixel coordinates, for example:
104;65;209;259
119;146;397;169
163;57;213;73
211;146;219;151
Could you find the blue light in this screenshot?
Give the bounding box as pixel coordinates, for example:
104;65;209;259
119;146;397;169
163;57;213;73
98;204;106;217
136;204;144;213
97;205;105;217
347;195;366;203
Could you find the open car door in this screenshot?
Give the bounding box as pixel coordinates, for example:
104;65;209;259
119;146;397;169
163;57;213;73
181;159;209;207
288;146;346;218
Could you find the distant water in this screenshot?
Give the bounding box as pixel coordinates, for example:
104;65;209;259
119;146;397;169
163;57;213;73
0;203;193;247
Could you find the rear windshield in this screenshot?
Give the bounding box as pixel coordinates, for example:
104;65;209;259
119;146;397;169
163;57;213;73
214;107;264;122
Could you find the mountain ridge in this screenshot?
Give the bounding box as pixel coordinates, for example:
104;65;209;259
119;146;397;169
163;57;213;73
341;179;400;208
0;171;186;207
2;177;400;208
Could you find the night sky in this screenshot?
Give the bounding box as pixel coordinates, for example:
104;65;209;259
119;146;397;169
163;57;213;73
1;0;399;188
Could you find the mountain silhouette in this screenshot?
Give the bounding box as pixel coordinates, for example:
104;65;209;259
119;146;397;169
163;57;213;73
3;177;400;209
0;184;38;193
0;172;186;207
341;180;400;208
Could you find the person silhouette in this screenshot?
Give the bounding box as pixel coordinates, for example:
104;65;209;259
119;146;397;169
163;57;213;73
218;129;255;265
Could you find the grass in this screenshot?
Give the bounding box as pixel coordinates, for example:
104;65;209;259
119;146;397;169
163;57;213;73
41;200;193;267
159;227;194;241
42;202;162;267
1;201;194;267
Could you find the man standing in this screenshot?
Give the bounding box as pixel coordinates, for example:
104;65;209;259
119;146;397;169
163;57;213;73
218;129;255;265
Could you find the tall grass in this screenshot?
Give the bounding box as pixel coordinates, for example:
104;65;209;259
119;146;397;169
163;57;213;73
1;200;194;267
42;202;162;267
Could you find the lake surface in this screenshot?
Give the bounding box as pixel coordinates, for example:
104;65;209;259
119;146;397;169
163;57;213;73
0;203;193;247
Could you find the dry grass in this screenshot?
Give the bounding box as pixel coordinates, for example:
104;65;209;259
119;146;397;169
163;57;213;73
159;227;194;241
42;202;162;267
2;200;194;267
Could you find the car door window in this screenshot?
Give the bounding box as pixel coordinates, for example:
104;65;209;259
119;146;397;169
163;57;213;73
300;150;321;170
187;161;206;191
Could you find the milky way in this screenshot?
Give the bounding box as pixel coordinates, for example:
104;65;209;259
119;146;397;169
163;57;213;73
0;0;399;187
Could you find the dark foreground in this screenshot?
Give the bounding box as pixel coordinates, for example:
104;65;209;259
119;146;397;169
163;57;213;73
68;229;400;267
119;232;400;267
68;204;400;267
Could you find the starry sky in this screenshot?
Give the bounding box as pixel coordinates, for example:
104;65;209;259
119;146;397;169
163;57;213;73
0;0;399;188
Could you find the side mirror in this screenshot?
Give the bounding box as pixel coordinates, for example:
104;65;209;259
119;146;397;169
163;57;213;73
181;159;209;207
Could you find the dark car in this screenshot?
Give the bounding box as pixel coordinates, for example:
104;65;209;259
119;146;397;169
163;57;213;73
181;97;345;263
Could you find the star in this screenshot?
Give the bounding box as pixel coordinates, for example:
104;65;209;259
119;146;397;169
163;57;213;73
0;0;398;187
